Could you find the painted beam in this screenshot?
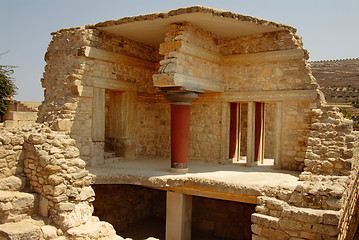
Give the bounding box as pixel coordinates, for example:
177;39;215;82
92;77;137;91
157;185;258;205
153;73;224;92
223;49;305;65
195;90;318;102
79;46;157;70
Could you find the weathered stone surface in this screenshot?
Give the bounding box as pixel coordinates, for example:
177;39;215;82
59;203;93;230
0;176;26;191
66;216;121;240
40;225;59;239
0;219;44;240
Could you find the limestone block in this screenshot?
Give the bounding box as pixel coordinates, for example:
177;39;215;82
66;216;120;239
56;202;75;212
41;225;59;239
251;213;279;229
77;186;95;201
64;147;80;159
0;176;26;191
59;203;93;230
312;223;339;236
53;119;72;132
0;220;43;240
39;195;49;217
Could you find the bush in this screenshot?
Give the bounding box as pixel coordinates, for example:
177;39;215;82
0;65;17;117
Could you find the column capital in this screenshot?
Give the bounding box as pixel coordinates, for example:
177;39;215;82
165;92;198;106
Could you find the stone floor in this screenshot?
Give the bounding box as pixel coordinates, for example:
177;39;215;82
88;157;301;197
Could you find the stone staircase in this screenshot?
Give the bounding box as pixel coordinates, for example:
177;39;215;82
0;176;63;239
1;101;41;129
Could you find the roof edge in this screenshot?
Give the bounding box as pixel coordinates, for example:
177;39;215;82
92;5;297;33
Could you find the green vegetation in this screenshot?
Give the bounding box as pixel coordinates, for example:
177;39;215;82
0;64;17;117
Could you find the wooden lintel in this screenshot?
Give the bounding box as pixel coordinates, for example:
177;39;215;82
152;185;258;204
80;46;157;70
195;90;318;102
92;77;137;91
153;73;224;93
223;49;305;65
178;42;222;64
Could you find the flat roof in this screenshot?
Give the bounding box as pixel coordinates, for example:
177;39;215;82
90;6;296;47
88;158;300;204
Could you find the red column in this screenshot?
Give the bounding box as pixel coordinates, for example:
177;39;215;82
166;92;197;173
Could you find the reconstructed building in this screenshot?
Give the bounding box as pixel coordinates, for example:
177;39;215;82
0;6;358;240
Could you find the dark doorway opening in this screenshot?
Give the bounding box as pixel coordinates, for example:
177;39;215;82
92;184;166;240
192;196;256;240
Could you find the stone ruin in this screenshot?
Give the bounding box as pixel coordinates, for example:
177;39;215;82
0;6;358;240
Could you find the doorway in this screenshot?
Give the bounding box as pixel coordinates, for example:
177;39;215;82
229;102;273;166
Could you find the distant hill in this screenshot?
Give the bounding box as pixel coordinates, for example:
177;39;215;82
310;58;359;104
310;58;359;130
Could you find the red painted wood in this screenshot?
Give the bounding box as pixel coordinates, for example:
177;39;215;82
254;102;263;162
171;104;191;164
229;103;238;159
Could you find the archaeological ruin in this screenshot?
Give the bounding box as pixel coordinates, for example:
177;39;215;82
0;5;358;240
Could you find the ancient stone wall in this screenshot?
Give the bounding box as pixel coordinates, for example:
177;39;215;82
304;106;356;176
251;103;359;239
189;102;222;162
219;30;303;56
338;139;359;239
135;97;170;158
0;123;120;239
159;22;222;83
39;27;159;164
281;100;318;170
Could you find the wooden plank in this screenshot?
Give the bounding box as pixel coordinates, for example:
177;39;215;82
246;102;256;167
78;86;93;97
92;77;136;91
223;49;305;65
174;73;224;92
274;102;283;167
81;46;157;70
196;90;318;102
153;73;224;93
155;185;258;204
179;42;222;64
92;87;105;142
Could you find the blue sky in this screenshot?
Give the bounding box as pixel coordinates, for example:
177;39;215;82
1;0;358;102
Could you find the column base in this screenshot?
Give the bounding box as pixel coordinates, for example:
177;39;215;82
170;163;188;173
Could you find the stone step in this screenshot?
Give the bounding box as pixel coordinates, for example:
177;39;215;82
0;176;26;191
104;152;116;159
67;216;121;239
0;218;44;240
0;190;39;224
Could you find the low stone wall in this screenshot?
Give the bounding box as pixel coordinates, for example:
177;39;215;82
0;123;120;239
304;105;356;176
251;104;359;239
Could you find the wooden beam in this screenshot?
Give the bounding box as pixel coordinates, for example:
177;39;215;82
156;185;258;204
153;73;224;92
223;49;305;65
195;90;318;102
92;77;136;91
178;42;222;64
92;87;105;142
80;46;157;70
